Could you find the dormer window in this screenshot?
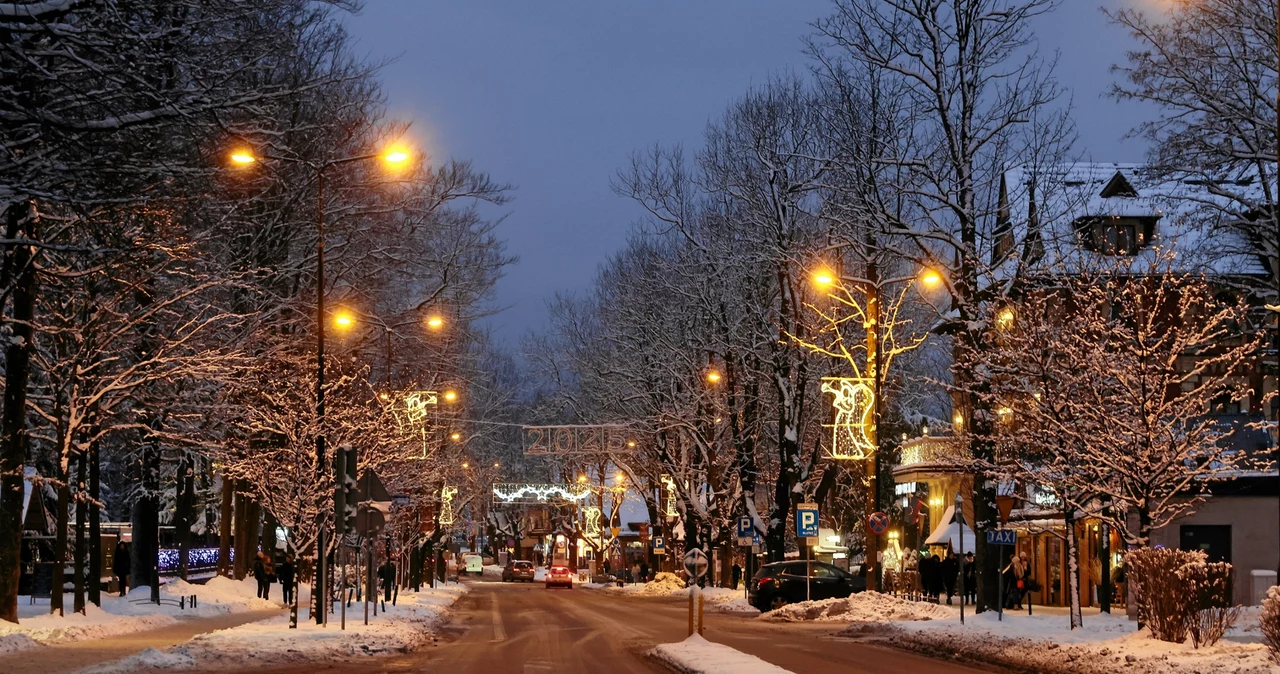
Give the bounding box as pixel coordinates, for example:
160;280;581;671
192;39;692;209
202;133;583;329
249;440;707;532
1073;216;1157;255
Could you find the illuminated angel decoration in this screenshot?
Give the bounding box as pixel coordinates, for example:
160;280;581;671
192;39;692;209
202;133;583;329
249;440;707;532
583;506;602;537
391;391;436;459
821;377;876;460
660;474;678;518
439;485;458;525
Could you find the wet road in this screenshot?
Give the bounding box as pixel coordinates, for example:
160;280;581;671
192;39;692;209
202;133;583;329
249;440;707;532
247;580;998;674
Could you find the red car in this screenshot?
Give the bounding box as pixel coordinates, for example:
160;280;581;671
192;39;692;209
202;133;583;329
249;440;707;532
545;565;573;589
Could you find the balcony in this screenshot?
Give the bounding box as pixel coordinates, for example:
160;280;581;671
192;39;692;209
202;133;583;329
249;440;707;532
894;435;970;481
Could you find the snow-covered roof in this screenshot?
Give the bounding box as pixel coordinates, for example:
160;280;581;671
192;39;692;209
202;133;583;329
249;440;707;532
1001;163;1267;277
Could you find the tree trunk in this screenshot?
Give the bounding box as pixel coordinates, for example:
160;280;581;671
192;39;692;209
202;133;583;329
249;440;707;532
0;201;36;624
52;459;69;616
175;455;194;581
73;448;87;614
218;476;232;577
133;442;161;602
88;432;101;606
1065;508;1082;629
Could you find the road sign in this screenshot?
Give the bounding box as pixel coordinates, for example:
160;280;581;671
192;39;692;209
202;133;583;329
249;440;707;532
736;515;753;538
653;535;665;550
987;529;1017;546
796;502;820;538
611;526;622;537
683;548;708;579
610;538;622;551
996;495;1015;524
391;494;411;507
867;511;890;535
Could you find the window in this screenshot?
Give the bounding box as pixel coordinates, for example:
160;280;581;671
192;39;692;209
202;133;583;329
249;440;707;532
811;565;839;579
1180;525;1231;564
1073;217;1157;255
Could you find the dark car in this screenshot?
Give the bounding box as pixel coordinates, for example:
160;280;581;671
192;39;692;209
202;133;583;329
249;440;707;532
749;560;865;611
502;560;536;582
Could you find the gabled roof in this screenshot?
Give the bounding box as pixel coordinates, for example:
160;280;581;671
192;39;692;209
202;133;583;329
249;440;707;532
999;163;1267;277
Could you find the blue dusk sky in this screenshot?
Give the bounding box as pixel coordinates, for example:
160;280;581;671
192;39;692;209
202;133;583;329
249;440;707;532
344;1;1158;344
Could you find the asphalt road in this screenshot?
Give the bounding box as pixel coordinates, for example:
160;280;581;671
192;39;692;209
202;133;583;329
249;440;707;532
249;580;997;674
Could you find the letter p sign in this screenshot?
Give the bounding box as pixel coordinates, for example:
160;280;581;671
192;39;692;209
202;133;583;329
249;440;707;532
796;502;820;538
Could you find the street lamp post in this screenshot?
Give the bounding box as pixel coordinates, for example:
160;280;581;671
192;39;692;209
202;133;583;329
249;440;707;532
814;261;941;595
230;145;411;627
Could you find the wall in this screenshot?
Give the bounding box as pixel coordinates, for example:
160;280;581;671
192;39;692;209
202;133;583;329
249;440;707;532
1149;496;1279;606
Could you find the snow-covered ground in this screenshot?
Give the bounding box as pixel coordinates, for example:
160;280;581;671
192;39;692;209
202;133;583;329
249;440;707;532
1;576;281;656
650;634;792;674
829;596;1280;674
84;583;469;672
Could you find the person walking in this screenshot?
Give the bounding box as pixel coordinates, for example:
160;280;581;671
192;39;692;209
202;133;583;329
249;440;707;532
379;558;396;604
940;551;959;605
731;561;743;590
278;553;295;605
253;552;270;600
918;553;937;601
962;552;977;605
113;541;131;597
1004;552;1027;609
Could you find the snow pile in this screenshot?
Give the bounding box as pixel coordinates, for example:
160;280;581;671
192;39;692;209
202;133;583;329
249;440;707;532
761;592;954;623
600;572;686;596
699;588;759;615
1;577;285;657
482;564;504;580
650;634;793;674
84;583;469;671
854;608;1280;674
0;601;177;653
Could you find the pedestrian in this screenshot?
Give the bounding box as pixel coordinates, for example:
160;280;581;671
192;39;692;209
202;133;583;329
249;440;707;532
640;561;650;583
379;558;396;604
113;540;131;597
940;551;959;605
921;555;942;601
731;561;743;589
962;552;976;605
253;552;270;600
1004;552;1027;609
278;553;295;605
926;553;945;600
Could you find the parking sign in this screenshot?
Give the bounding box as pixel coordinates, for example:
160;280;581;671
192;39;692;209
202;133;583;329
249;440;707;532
796;502;820;538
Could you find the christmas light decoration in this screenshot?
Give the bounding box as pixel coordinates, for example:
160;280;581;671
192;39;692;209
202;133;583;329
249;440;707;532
583;506;602;537
491;483;591;505
440;485;458;525
820;377;876;460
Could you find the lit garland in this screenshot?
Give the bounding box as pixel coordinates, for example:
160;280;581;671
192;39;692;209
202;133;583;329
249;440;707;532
491;483;590;505
157;547;226;574
821;377;876;460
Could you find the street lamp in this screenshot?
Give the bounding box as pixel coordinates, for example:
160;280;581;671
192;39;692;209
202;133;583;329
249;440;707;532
229;140;414;627
426;316;444;330
443;390;458;403
706;370;722;384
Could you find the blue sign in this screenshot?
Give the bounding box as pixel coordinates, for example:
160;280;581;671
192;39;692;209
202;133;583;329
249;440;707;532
987;529;1017;546
796;503;820;538
652;536;665;550
736;516;754;538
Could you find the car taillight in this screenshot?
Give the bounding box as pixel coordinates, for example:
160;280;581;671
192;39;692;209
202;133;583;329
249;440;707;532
756;576;773;589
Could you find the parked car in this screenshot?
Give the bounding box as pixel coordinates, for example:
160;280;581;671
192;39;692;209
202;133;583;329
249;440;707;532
748;560;864;611
463;554;484;576
545;565;573;589
502;560;536;582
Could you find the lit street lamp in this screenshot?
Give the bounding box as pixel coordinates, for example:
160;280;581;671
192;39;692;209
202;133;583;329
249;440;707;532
230;142;413;627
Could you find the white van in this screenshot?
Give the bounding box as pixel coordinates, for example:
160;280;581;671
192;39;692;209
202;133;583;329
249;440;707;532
463;554;483;576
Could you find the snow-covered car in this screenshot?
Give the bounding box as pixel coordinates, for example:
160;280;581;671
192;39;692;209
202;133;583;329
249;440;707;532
545;565;573;589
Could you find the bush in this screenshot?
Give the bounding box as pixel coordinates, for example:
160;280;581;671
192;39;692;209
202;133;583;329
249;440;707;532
1126;547;1200;643
1262;586;1280;662
1179;560;1238;648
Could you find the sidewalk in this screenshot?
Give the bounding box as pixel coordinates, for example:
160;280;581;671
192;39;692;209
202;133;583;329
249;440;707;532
0;608;282;674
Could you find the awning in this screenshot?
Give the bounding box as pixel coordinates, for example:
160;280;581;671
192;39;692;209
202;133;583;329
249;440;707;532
924;505;975;553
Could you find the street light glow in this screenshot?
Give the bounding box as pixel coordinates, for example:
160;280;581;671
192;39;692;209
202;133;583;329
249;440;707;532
443;390;458;402
627;439;636;448
426;316;444;330
334;312;354;329
920;269;943;286
230;151;257;165
384;150;409;164
451;432;461;441
578;474;588;483
461;461;469;468
997;307;1015;328
706;370;722;384
813;270;835;287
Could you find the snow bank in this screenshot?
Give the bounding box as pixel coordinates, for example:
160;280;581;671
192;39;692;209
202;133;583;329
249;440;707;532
2;576;284;657
84;583;469;671
854;607;1280;674
761;592;954;623
650;634;793;674
482;564;504;580
599;572;686;597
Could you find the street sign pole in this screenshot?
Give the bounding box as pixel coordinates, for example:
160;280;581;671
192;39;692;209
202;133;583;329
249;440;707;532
683;548;708;636
955;493;964;626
